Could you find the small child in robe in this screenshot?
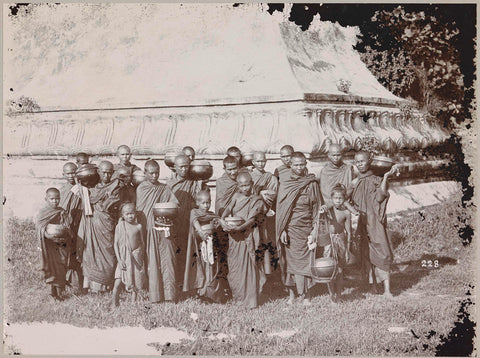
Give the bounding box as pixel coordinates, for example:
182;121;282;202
319;183;352;302
183;190;227;303
35;187;73;301
112;202;147;306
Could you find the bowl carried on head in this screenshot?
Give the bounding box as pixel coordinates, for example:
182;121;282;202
189;160;213;181
76;163;99;187
164;150;184;169
371;155;396;176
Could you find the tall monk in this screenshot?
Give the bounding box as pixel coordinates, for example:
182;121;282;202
274;145;294;183
113;145;141;176
276;152;323;306
350;151;398;298
136;159;180;303
251;151;278;274
220;172;266;309
167;154;207;288
215;156;239;216
77;160;124;292
35;187;73;300
182;146;196;162
59;162;84;292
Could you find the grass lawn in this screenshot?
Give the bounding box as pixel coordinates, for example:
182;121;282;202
4;198;476;356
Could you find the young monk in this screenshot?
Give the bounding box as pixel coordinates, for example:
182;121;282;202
77;160;124;293
220;172;266;309
276;152;323;305
112;202;147;306
227;146;249;173
215;155;239;216
113;145;141;176
59;162;84;292
115;166;136;203
274;145;294;183
251;151;278;274
183;190;228;302
136;159;180;303
36;188;72;300
76;152;89;167
167;154;207;288
182;146;196;162
350;151;399;298
319;184;352;302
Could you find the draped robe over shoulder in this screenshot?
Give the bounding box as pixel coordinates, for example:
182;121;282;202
136;180;179;302
225;193;266;309
274;164;291;183
351;171;392;281
215;173;238;216
35;205;72;287
319;162;353;204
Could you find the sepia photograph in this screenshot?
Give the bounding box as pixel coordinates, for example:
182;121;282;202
2;2;477;356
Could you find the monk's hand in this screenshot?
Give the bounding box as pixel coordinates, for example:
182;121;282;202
385;164;400;178
280;231;288;245
120;261;127;271
199;231;208;241
318;205;328;214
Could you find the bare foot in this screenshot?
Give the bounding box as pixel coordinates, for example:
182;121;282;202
383;292;394;299
302;298;311;306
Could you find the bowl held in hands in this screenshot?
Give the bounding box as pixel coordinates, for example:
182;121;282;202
224;216;245;227
153;202;178;218
46;224;67;239
189;160;213;181
200;223;214;236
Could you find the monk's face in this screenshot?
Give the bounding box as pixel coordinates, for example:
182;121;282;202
354;153;370;173
145;165;159;183
117;167;132;185
63;164;77;185
280;148;293;167
45;191;60;209
98;163;114;184
76;154;89;166
121;204;136;223
237;176;253;196
331;191;345;209
183;148;195;162
291;157;307;176
252;153;266;172
117;146;132;165
224;162;239;181
196;194;211;212
174;157;190;179
328;146;343;166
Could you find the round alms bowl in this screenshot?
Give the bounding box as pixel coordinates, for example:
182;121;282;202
224;216;245;227
371;155;395;176
189;160;213;181
241;152;254;167
201;223;214;236
164;150;184;168
152;202;178;218
311;257;336;278
260;189;276;199
46;224;66;238
76;163;99;187
132;170;145;186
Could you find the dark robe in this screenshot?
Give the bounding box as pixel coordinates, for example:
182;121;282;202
136;180;179;302
276;172;323;287
183;209;228;302
215;173;238;216
319;162;353;205
351;171;392;282
77;179;124;291
274;164;291;183
113;162;141;176
113;163;140;203
224;193;266;309
35;205;72;288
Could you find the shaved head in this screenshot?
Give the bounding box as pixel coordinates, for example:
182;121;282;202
144;159;159;171
99;161;114;171
354;151;370;161
182;146;195;161
46;187;60;196
328;143;341;154
174;154;190;178
291;152;306;161
237;171;252;184
117;145;131;154
227;146;241;155
63;162;77;184
174;154;190;165
280;145;294;167
237;172;253;196
253;151;266;161
76;152;89;165
280;145;294;153
116;166;130;176
327;143;343;166
63;162;77;173
144;159;160;183
196;190;211;201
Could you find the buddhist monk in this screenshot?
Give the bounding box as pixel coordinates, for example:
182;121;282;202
183;190;227;303
36;187;73;300
182;146;196;162
59;162;84;292
77;160;124;292
215;155;239;216
76;152;89;167
115;166;136;204
276;152;323;306
113;145;140;176
251;151;278;274
167;154;207;288
350;151;399;298
136;159;180;303
274;145;294;183
220;172;266;309
227;146;249;173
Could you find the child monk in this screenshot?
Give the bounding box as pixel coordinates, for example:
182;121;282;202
182;146;196;162
251;151;278;274
113;145;141;176
350;151;399;298
215;156;239;216
274;145;294;183
183;190;227;303
35;187;73;300
112;202;147;306
59;162;84;292
220;172;266;309
319;184;352;302
136;159;180;303
76;152;89;167
167;154;207;288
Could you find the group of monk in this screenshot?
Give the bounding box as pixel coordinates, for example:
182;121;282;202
35;143;399;309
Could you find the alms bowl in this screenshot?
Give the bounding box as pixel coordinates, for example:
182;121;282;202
189;160;213;181
371;155;395;176
241;152;254;167
76;163;99;186
153;202;178;218
46;224;66;238
224;216;245;227
260;189;276;198
311;257;336;278
201;223;214;236
132;170;145;186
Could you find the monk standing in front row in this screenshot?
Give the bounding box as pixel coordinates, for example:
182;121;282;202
136;160;179;303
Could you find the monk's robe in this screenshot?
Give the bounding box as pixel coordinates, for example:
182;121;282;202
225;193;266;309
167;175;206;284
319;161;354;205
35;205;72;288
113;163;140;203
113;162;141;176
276;172;323;287
251;168;279;271
136;180;179;302
274;164;291;183
183;209;228;302
77;179;124;291
59;182;83;287
215;173;238;216
114;218;147;291
351;170;393;283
